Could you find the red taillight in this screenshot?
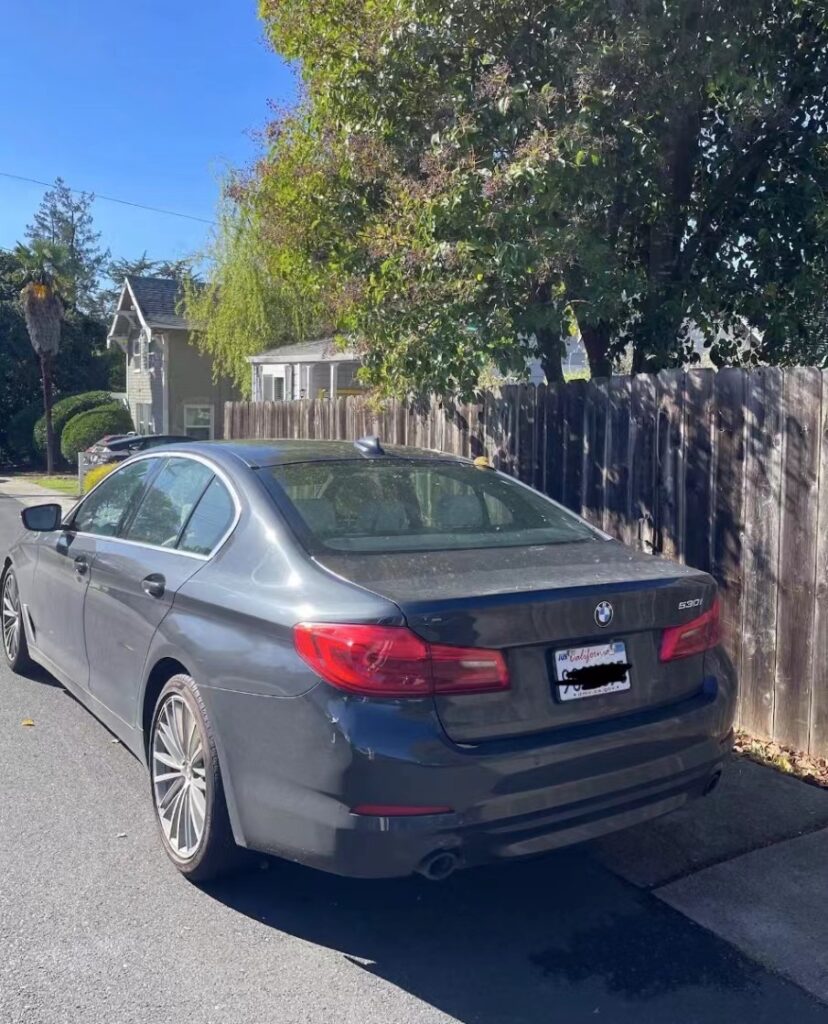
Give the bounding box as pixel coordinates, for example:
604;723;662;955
659;598;721;662
294;623;509;698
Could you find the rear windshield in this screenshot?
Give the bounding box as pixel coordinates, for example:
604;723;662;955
258;459;600;553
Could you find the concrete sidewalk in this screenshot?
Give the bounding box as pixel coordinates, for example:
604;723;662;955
592;757;828;1003
0;474;79;515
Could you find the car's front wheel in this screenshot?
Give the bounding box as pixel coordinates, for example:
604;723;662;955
1;566;32;673
149;674;240;882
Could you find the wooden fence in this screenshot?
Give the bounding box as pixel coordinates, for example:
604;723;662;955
225;367;828;758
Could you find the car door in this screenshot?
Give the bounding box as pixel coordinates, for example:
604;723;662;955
84;455;231;726
29;459;157;688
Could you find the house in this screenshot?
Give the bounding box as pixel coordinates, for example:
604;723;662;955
248;338;364;401
107;276;241;439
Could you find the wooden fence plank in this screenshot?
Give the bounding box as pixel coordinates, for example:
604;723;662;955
683;369;715;572
630;374;657;553
562;378;586;513
543;383;565;503
712;368;747;680
604;375;632;544
581;379;609;527
516;385;536;484
654;370;685;560
773;367;822;751
810;371;828;754
739;367;783;739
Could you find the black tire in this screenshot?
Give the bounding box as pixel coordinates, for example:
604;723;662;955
1;565;33;674
149;673;242;882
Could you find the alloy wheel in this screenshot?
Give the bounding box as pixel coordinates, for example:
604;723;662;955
151;694;208;859
2;572;21;664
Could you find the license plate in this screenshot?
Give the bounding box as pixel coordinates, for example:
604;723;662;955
553;641;631;702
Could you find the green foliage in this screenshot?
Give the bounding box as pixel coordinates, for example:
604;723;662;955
183;195;330;395
25;178;109;314
0;248;119;466
6;402;43;462
242;0;828;391
34;390;111;456
60;403;134;464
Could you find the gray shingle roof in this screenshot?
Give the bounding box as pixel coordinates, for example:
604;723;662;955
248;338;357;364
125;275;189;330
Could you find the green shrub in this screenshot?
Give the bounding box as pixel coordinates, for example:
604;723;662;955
6;402;44;462
61;403;134;464
34;390;111;456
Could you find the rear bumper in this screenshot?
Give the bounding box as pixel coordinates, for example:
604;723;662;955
201;654;736;879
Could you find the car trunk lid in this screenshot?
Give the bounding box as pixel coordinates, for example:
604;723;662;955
316;541;718;742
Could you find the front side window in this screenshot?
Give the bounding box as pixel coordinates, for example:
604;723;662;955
183;405;213;440
259;460;600;554
73;459;156;537
124;458;214;548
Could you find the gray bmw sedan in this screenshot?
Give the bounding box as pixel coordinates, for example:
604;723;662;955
2;439;735;881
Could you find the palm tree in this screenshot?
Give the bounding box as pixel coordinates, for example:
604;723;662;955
16;242;67;474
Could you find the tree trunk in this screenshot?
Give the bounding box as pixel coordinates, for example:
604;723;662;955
535;327;564;383
581;322;613;379
40;352;55;475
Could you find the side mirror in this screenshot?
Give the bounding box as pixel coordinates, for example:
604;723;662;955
21;503;63;532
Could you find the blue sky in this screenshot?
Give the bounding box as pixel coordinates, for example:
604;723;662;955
0;1;294;268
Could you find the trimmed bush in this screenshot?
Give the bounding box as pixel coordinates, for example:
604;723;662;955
82;462;118;493
61;403;134;464
34;390;111;457
6;402;44;462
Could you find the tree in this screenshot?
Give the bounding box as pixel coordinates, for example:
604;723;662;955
17;242;67;474
237;0;828;392
0;247;122;463
183;194;330;394
26;178;109;314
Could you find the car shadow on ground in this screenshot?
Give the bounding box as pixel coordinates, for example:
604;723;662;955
203;849;793;1023
15;660;63;689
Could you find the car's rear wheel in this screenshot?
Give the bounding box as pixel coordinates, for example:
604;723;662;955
149;674;240;882
1;566;32;673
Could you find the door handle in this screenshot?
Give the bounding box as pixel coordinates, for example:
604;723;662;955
141;574;166;598
73;556;89;576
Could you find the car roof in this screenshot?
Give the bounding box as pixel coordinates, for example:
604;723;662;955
154;439;469;469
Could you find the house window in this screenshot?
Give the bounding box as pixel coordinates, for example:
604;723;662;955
183;405;214;440
135;403;153;435
262;374;285;401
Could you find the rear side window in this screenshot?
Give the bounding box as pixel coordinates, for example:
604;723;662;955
178;477;236;555
73;459;156;537
124;458;213;549
259;459;599;553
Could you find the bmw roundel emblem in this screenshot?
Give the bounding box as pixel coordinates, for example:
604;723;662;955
594;601;614;627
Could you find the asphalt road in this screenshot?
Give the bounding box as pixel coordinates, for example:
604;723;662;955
1;492;827;1024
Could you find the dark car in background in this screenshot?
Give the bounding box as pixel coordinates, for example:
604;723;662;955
1;439;735;883
84;433;193;466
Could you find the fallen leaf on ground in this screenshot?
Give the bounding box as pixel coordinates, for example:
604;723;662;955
734;730;828;789
21;719;34;727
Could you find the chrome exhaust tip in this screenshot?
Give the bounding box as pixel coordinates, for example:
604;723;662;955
417;850;460;881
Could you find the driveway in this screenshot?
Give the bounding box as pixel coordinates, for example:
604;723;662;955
1;491;826;1024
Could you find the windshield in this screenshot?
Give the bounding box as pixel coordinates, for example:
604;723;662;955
259;459;601;554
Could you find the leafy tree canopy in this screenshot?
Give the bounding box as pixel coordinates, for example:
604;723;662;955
26;178;109;315
205;0;828;394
